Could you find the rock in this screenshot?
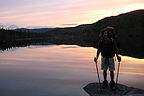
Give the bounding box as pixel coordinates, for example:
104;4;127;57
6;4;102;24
83;83;144;96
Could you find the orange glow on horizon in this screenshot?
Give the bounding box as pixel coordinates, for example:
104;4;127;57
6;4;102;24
0;0;143;27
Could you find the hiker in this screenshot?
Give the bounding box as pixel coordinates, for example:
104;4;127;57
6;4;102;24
94;27;121;90
99;26;120;48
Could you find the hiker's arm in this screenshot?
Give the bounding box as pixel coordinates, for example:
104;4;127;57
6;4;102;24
94;41;101;62
94;49;100;62
116;53;121;62
96;49;100;59
114;40;121;62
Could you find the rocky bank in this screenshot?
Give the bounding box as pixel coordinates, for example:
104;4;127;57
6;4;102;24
83;83;144;96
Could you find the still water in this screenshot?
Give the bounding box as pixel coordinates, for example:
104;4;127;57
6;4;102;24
0;44;144;96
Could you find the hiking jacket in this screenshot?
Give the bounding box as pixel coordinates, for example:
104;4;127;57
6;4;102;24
97;38;119;58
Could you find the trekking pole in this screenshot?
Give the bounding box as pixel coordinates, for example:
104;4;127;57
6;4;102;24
116;61;120;89
95;61;102;90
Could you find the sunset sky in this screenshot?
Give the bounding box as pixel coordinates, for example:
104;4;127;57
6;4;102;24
0;0;144;28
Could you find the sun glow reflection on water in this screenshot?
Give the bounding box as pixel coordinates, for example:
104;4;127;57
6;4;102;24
0;44;144;96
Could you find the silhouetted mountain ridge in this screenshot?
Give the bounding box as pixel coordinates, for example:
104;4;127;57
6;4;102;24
15;28;56;32
0;9;143;58
45;9;144;58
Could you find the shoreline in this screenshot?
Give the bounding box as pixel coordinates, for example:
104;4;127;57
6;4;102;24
83;83;144;96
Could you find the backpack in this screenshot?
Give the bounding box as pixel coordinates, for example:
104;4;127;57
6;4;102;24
98;37;116;58
99;26;120;48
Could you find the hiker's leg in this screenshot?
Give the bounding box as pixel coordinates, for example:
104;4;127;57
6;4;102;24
102;70;108;89
102;58;108;89
101;58;108;80
110;71;116;91
103;70;107;80
110;71;114;81
109;58;115;81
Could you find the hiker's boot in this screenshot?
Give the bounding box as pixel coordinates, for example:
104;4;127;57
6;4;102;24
109;80;116;91
102;80;108;89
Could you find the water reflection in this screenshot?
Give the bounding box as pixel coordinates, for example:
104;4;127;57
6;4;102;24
0;45;144;96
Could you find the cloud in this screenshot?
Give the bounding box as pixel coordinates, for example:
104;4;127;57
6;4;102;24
0;0;144;28
61;46;79;49
61;24;78;26
0;24;18;29
26;26;55;29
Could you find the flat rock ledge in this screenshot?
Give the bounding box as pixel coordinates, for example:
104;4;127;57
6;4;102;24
83;83;144;96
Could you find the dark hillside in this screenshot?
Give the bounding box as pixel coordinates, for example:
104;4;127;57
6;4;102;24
45;9;144;58
90;9;144;58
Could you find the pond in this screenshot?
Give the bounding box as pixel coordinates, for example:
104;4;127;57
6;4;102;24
0;44;144;96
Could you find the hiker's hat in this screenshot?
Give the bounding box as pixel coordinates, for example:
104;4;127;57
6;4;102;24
106;26;117;38
106;26;114;30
